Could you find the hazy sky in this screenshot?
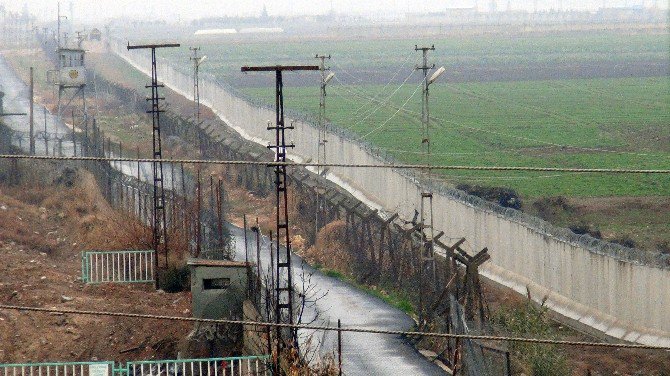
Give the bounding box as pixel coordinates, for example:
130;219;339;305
4;0;665;23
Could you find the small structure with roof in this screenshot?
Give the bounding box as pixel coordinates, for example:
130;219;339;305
188;258;251;320
57;48;86;87
89;28;102;41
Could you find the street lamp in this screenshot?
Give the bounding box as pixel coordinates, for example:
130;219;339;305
324;72;335;85
428;66;445;85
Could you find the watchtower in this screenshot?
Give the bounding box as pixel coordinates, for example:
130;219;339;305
49;47;87;123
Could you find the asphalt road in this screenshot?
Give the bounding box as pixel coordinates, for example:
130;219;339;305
229;225;445;375
0;54;185;188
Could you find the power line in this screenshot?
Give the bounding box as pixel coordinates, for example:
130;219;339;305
360;79;424;139
327;78;668;159
0;304;667;350
333;71;417;130
1;154;668;174
437;173;576;181
348;52;416;117
397;105;669;159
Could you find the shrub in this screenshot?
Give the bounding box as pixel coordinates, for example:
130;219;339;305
161;265;190;293
657;241;670;255
569;222;602;239
612;235;636;249
493;300;571;376
532;196;572;221
456;183;522;210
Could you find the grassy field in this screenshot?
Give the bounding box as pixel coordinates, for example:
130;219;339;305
73;28;670;248
151;29;670;198
242;76;670;198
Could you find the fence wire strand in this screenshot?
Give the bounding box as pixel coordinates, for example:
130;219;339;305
0;304;668;351
0;154;667;174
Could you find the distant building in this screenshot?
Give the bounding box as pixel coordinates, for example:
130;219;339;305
89;28;102;41
405;8;480;25
238;27;284;34
194;28;238;36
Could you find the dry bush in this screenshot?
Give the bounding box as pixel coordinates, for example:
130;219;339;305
302;220;354;275
279;347;339;376
166;224;191;267
83;212;153;251
0;186;60;254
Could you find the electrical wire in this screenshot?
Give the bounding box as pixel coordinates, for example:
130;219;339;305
0;304;667;350
398;106;669;159
360;79;424;140
327;81;667;159
333;70;416;130
334;51;416;117
0;154;667;174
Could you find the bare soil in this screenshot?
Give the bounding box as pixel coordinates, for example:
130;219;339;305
0;169;193;364
529;195;670;252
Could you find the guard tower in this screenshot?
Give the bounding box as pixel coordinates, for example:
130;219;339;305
50;47;86;122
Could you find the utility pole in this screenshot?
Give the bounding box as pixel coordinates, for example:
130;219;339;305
57;2;67;49
127;42;180;289
43;107;48;155
241;64;319;366
315;54;332;238
415;44;436;327
315;54;331;174
189;47;206;122
29;67;35;154
75;30;85;48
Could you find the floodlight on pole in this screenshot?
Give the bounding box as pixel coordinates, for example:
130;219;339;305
324;72;335;85
428;66;445;85
415;45;438;327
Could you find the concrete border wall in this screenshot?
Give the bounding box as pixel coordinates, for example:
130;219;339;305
111;40;670;346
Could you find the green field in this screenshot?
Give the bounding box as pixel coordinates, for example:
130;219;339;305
242;76;670;198
145;30;670;199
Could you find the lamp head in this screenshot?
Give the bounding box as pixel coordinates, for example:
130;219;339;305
428;66;446;85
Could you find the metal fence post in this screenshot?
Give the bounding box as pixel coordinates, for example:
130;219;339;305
338;319;342;376
505;351;512;376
